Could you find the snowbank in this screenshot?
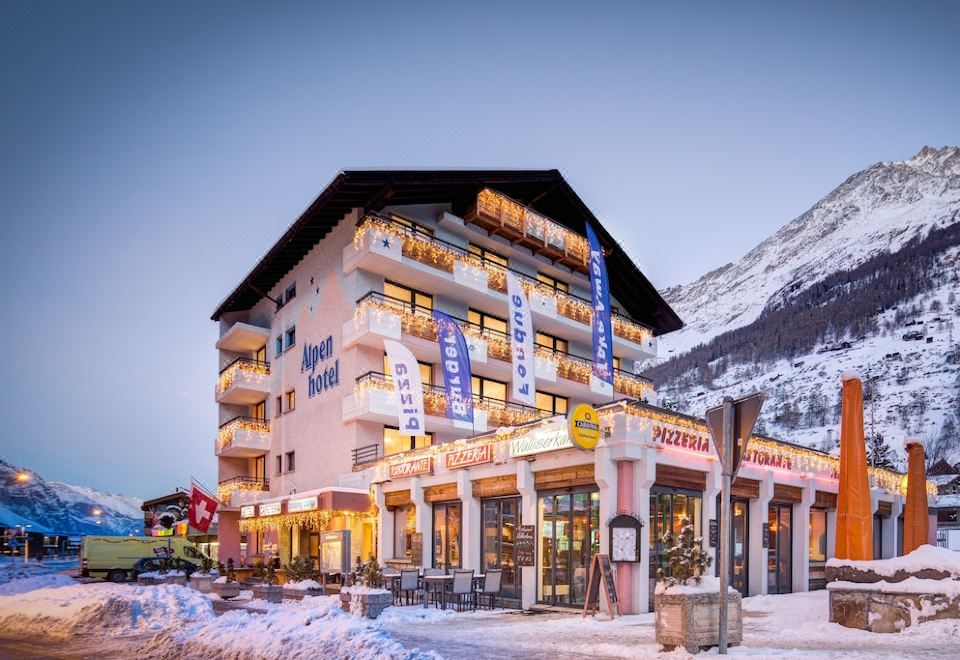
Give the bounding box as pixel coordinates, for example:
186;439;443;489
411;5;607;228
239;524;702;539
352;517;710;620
828;577;960;598
826;544;960;578
284;579;322;590
341;585;391;595
0;573;75;595
654;575;738;595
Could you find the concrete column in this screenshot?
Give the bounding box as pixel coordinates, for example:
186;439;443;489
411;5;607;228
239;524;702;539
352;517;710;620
457;469;480;571
748;473;774;596
517;459;537;609
373;484;393;562
636;447;657;613
613;459;634;613
411;476;430;569
792;479;815;593
703;466;722;572
883;497;903;559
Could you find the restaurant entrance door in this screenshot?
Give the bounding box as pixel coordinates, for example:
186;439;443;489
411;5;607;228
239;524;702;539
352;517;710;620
538;488;600;606
481;497;521;599
767;503;793;594
649;487;703;610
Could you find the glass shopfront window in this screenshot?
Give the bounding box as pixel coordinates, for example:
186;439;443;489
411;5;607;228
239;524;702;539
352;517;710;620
808;508;828;590
538;489;600;605
432;502;462;570
649;488;703;609
767;504;793;594
873;513;883;559
393;506;416;560
482;497;521;599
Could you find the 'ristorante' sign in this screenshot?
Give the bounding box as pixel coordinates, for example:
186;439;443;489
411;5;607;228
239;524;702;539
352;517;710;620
389;456;432;479
444;445;493;470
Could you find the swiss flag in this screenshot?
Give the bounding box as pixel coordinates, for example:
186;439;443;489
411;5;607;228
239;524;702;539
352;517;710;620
189;483;219;533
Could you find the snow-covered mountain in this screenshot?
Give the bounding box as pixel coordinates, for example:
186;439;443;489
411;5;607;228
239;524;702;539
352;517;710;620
647;146;960;465
0;459;143;536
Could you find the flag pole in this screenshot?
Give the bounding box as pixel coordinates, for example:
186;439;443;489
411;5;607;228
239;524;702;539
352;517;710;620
190;476;218;499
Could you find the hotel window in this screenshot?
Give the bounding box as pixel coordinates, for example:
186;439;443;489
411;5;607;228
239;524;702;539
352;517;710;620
252;401;266;421
472;376;507;403
468;308;508;336
384;280;433;310
275;336;283;357
274;395;282;416
468;243;508;268
255;345;267;363
285;326;296;350
275;455;282;475
285;282;296;302
389;213;434;236
809;509;827;562
535;331;568;354
536;391;569;416
383;355;433;385
285;451;296;473
285;389;296;412
613;357;623;372
393;506;416;560
383;426;433;456
536;272;569;293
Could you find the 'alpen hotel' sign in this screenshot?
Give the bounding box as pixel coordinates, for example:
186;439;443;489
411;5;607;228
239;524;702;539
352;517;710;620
301;335;341;397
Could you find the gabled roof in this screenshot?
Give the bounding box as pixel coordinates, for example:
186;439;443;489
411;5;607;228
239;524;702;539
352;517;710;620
211;169;683;335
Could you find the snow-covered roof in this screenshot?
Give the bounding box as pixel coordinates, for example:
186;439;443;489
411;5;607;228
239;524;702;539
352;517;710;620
929;474;960;486
938;494;960;508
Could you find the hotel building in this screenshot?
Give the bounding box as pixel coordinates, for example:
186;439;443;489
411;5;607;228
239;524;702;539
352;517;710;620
212;169;928;612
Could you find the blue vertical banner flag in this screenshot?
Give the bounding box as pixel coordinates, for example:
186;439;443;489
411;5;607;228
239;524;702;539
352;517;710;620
432;311;474;423
506;272;537;406
586;224;614;385
383;339;426;435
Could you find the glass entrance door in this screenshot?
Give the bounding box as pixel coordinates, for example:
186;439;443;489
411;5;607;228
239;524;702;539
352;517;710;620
767;504;792;594
730;499;749;596
649;488;703;609
538;489;599;605
482;497;520;599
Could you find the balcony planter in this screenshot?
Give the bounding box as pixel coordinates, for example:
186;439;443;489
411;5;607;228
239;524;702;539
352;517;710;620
654;583;742;653
190;574;214;593
283;579;323;600
251;583;283;604
213;577;241;600
340;586;393;619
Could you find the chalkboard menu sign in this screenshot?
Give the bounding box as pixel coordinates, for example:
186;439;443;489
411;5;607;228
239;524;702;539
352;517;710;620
515;525;535;567
582;554;620;619
762;523;770;549
709;519;718;548
410;532;423;566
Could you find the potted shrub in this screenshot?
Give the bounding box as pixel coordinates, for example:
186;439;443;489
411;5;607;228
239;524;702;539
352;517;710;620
252;562;283;603
654;516;741;654
190;557;215;593
283;555;323;600
213;558;241;600
341;556;392;619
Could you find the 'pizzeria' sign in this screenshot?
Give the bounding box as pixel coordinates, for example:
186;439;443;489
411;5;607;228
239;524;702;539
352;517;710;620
444;445;493;470
389;456;432;479
653;424;710;454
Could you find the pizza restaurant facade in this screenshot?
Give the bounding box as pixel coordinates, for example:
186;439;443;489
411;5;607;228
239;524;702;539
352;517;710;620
360;400;929;613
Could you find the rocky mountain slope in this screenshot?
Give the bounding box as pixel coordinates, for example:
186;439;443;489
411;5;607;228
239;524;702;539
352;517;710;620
646;146;960;466
0;459;143;536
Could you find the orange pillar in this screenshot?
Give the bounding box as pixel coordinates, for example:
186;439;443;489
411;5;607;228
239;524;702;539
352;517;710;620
902;441;929;554
835;374;873;560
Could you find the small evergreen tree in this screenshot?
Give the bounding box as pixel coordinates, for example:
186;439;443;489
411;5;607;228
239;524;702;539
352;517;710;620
656;516;712;586
867;432;896;469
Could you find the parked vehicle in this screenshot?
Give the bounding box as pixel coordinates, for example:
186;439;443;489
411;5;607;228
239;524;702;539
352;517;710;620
131;556;200;579
81;536;211;583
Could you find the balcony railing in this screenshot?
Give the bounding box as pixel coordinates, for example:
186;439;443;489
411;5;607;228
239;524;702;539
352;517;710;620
353;214;654;348
355;371;551;428
354;292;653;398
217;416;271;451
216;476;270;505
216;357;271;395
466;188;589;272
352;443;382;467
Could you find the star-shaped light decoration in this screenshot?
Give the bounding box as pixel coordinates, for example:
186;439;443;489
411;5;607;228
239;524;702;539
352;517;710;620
382;238;391;249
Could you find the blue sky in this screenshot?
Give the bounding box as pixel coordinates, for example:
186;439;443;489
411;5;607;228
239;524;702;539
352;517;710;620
1;1;957;498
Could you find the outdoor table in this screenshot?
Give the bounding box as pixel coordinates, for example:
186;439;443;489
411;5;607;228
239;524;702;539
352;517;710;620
422;575;452;609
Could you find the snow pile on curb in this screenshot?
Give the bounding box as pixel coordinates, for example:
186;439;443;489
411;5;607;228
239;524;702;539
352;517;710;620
825;544;960;578
827;577;960;597
284;579;322;590
0;573;75;595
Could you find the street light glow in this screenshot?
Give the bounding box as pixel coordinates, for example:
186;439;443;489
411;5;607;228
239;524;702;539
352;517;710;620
92;508;102;516
15;471;30;483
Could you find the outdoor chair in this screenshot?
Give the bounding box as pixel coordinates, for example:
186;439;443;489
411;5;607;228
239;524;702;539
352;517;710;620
449;569;475;612
475;569;502;610
423;568;444;606
397;568;420;605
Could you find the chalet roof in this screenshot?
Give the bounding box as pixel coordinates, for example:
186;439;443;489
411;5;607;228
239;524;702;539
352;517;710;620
210;169;683;335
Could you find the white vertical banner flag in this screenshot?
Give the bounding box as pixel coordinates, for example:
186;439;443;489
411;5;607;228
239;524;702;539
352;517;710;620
506;272;537;406
383;339;426;436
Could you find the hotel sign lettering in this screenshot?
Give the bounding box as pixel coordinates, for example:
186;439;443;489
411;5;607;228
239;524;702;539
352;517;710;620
652;424;710;454
240;505;256;519
259;502;282;517
301;335;341;398
288;495;319;513
389;456;433;479
444;444;493;470
510;425;573;458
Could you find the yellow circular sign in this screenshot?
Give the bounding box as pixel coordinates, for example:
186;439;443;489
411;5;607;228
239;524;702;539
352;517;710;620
568;403;601;450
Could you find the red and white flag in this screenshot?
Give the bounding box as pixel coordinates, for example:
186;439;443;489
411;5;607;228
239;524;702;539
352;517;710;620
189;482;218;533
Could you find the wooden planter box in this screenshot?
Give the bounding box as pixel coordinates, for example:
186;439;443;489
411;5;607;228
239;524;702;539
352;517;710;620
251;584;283;604
283;587;323;600
190;574;214;593
213;581;241;600
655;591;742;653
340;590;393;619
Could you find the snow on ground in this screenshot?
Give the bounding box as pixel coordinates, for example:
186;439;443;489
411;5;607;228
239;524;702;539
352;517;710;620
826;544;960;577
0;557;78;595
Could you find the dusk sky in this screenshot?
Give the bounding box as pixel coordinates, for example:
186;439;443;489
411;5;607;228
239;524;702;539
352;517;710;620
2;1;958;499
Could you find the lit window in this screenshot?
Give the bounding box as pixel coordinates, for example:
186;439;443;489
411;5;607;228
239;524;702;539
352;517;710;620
389;214;434;236
285;389;296;412
384;281;433;310
535;331;569;354
536;272;569;293
468;308;508;336
613;357;622;371
286;451;296;473
536;391;569;415
285;327;296;350
285;282;296;302
809;509;827;562
383;427;433;456
383;355;432;385
468;243;508;268
252;401;266;420
471;376;507;402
